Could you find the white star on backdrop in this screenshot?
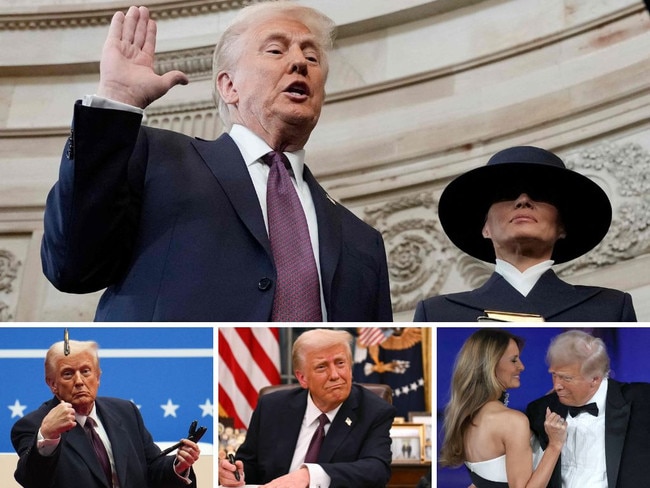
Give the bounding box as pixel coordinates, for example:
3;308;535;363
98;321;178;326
198;399;213;418
160;399;180;418
8;399;27;418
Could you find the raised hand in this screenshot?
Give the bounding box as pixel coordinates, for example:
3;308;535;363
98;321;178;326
40;400;77;440
97;6;188;108
543;407;567;449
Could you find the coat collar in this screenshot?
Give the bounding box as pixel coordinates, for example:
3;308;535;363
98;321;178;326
444;269;602;319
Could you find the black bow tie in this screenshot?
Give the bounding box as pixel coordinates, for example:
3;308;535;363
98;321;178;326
568;402;598;417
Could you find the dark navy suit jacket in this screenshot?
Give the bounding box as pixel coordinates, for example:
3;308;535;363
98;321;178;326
11;396;193;488
413;269;636;322
526;379;650;488
41;103;392;321
236;384;396;487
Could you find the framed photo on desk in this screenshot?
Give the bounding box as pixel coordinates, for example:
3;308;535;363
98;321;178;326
408;412;432;462
389;423;425;463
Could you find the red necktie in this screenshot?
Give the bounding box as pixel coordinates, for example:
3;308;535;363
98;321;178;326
84;417;113;487
304;413;330;463
262;151;322;321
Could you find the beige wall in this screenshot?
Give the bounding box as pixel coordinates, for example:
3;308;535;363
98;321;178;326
0;453;213;488
2;0;650;321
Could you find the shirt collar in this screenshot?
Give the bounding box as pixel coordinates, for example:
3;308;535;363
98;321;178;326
75;403;99;427
305;392;342;426
229;124;306;184
494;259;554;296
589;377;608;416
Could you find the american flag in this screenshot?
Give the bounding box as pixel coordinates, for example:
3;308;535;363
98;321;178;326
218;327;281;429
357;327;388;347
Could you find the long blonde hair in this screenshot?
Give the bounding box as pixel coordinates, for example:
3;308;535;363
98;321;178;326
439;329;524;467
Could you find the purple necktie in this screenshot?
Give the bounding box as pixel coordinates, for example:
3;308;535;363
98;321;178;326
262;151;322;322
304;413;330;463
84;417;113;487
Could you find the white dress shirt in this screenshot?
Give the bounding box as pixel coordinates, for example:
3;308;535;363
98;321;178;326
81;96;327;320
561;379;608;488
288;394;342;488
494;259;554;297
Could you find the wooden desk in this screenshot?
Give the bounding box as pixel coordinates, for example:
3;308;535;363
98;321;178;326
388;462;431;488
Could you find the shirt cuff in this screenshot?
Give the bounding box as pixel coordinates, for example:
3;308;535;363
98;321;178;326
82;95;145;116
303;463;331;488
36;429;60;456
173;460;193;485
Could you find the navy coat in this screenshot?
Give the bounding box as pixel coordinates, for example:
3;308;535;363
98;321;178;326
236;384;396;487
413;270;636;322
41;103;392;321
11;396;193;488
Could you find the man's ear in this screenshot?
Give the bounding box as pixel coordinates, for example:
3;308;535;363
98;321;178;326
216;71;238;104
295;370;309;389
482;222;491;239
46;377;57;395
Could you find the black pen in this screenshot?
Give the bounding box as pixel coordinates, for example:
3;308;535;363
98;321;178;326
227;453;240;481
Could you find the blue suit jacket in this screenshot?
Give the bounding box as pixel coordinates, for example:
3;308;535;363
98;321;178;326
236;384;396;487
526;379;650;488
413;269;636;321
41;103;392;321
11;396;193;488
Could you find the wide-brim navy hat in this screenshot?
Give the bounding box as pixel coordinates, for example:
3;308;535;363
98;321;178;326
438;146;612;264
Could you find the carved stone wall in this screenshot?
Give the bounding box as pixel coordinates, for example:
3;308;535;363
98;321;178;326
2;0;650;321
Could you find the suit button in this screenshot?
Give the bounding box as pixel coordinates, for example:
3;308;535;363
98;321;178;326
258;278;272;291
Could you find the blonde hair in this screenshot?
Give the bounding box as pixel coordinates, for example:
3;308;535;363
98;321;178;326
546;329;610;379
439;329;524;467
292;328;352;372
45;340;100;381
212;1;336;128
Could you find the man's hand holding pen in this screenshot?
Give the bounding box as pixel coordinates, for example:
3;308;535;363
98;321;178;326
218;451;244;487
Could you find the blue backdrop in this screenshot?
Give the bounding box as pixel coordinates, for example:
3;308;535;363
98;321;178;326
0;326;213;454
436;326;650;487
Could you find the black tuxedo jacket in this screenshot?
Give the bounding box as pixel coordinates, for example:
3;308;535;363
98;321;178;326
236;384;396;487
413;269;636;321
526;379;650;488
11;396;194;488
41;103;392;321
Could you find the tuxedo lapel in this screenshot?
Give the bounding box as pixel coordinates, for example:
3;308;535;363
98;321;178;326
303;165;342;310
191;134;272;257
604;380;631;488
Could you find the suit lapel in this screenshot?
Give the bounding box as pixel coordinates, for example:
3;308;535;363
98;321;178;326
303;165;341;311
64;420;110;487
318;387;359;462
191;134;272;257
604;380;630;488
96;400;130;488
275;390;309;475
